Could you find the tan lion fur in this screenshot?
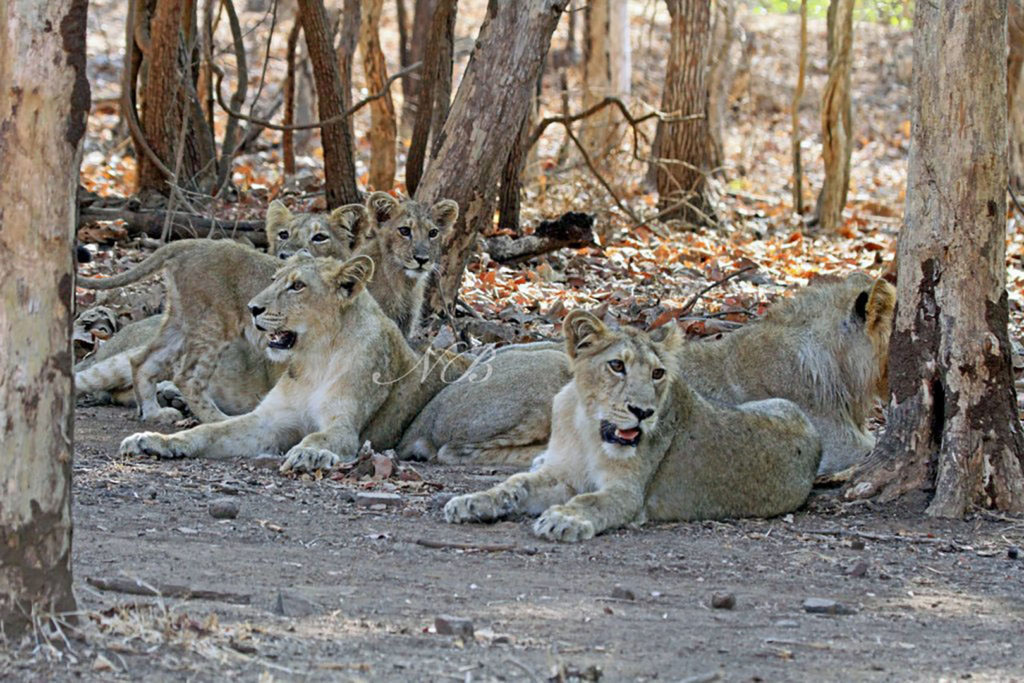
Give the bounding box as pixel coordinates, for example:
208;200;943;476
119;254;475;474
444;310;822;542
76;201;368;423
402;273;894;475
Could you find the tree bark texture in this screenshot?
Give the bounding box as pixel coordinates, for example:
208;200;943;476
814;0;854;232
0;0;88;636
790;0;808;215
336;0;361;146
359;0;397;190
136;0;216;198
401;0;439;125
706;0;737;173
497;107;535;234
1008;0;1024;190
298;0;361;207
852;0;1024;517
415;0;569;308
654;0;714;225
580;0;631;157
405;0;456;195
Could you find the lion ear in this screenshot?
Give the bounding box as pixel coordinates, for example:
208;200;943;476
864;278;896;335
366;191;400;225
656;323;684;355
323;255;375;298
564;310;608;359
329;203;371;249
265;200;292;246
430;199;459;231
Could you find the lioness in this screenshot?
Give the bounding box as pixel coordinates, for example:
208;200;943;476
359;192;459;338
444;310;822;542
401;273;894;475
119;254;476;473
77;201;368;423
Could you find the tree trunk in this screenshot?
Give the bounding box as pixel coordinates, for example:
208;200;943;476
654;0;714;226
405;0;456;195
401;0;439;126
1008;0;1024;191
706;0;737;173
790;0;808;215
135;0;216;200
0;0;87;636
814;0;854;232
497;107;535;234
849;0;1024;517
336;0;361;146
580;0;631;157
298;0;361;207
360;0;397;190
415;0;569;308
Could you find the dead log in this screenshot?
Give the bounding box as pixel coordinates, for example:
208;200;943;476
79;207;268;247
483;211;595;264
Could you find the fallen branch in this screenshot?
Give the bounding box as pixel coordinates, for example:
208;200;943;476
79;206;267;247
798;528;974;551
87;576;252;604
484;212;596;264
413;538;538;555
649;266;756;330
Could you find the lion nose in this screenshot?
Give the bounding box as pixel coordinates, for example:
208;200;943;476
278;252;290;260
249;305;265;319
628;405;654;422
414;255;430;267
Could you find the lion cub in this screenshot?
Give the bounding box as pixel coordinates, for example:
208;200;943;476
445;310;822;543
359;192;459;337
77;201;368;423
119;254;475;473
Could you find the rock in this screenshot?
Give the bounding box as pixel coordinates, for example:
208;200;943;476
611;585;636;601
209;497;240;520
355;492;403;508
710;592;736;610
273;590;321;618
802;598;857;615
251;454;282;470
850;539;866;551
845;560;869;578
1009;546;1020;560
144;486;158;500
435;615;474;639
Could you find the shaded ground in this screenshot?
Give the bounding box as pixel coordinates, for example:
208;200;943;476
3;406;1023;680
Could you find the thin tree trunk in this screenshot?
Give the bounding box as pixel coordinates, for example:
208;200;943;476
580;0;631;158
850;0;1024;517
654;0;714;226
405;0;456;195
1008;0;1024;191
337;0;361;146
401;0;439;126
396;0;411;101
0;0;87;636
297;0;361;207
814;0;854;232
415;0;570;309
706;0;737;174
791;0;808;215
283;18;301;175
360;0;397;190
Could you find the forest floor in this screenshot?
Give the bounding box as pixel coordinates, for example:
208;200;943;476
6;2;1024;680
0;406;1021;680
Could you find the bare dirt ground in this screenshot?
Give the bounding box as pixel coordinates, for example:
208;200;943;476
3;405;1023;681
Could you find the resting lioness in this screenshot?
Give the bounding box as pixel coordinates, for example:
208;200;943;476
444;310;822;542
119;254;477;473
76;201;370;423
401;273;894;475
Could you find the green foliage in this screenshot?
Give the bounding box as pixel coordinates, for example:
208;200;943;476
749;0;913;28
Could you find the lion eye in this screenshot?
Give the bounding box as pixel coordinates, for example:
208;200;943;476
289;281;306;292
311;233;329;243
278;231;289;239
652;368;666;380
607;359;625;374
428;228;439;238
398;226;412;238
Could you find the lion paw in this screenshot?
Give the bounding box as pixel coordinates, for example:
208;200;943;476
443;493;503;524
120;432;193;460
280;446;342;475
533;506;595;543
141;406;186;426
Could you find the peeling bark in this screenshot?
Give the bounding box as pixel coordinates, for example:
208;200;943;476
0;0;86;636
814;0;854;232
415;0;569;309
851;0;1024;517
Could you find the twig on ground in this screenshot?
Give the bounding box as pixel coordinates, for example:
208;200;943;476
798;528;974;551
86;576;252;604
413;538;538;555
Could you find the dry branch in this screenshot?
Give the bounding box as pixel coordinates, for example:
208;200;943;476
484;212;595;264
86;576;252;604
413;538;538;555
79;206;267;247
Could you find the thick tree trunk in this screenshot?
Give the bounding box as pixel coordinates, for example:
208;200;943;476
298;0;361;207
497;107;535;234
0;0;87;636
136;0;216;199
415;0;569;308
401;0;439;126
580;0;631;157
360;0;397;190
405;0;456;195
654;0;714;226
850;0;1024;517
814;0;854;232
